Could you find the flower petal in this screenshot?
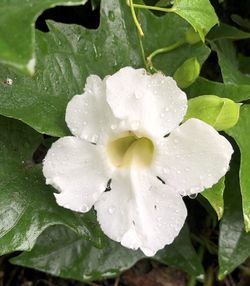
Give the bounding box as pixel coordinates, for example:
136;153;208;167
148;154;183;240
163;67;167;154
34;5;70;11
65;75;117;144
106;67;187;138
94;169;187;256
153;118;233;195
43;137;112;212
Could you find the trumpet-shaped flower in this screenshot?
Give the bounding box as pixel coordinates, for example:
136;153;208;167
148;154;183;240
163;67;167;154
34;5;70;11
43;67;233;256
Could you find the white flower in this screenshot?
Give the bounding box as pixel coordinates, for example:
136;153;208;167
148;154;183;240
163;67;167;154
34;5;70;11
43;67;233;256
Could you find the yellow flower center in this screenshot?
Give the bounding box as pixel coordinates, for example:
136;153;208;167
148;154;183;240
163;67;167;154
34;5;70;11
107;132;154;168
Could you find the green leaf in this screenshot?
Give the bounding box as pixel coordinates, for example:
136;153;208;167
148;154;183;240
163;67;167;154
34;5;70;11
187;77;250;102
184;95;240;131
0;0;87;75
173;0;218;41
226;105;250;231
218;149;250;279
208;23;250;41
12;224;203;282
155;225;204;277
201;178;225;220
0;0;210;137
0;115;102;255
211;39;250;85
90;0;100;10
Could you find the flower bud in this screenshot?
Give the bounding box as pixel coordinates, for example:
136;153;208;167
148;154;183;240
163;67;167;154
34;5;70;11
173;57;200;89
185;29;201;44
184;95;241;131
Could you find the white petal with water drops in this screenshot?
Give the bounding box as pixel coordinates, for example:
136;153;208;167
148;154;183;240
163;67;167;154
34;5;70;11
66;75;118;145
43;136;113;212
95;169;187;256
153;118;233;196
106;67;187;138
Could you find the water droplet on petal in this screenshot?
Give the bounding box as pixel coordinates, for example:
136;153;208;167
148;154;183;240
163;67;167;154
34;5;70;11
134;91;143;99
189;193;198;199
81;204;89;212
111;124;117;130
131;121;140;130
108;206;116;214
163;168;169;174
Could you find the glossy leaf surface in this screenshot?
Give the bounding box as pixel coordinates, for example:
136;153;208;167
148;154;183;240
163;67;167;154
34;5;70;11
12;225;203;281
0;0;209;137
0;0;87;75
0;116;102;255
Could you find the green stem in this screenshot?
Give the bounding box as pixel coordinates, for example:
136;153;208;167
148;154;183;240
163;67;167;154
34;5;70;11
146;39;185;70
128;0;144;36
186;275;197;286
131;3;176;13
204;267;214;286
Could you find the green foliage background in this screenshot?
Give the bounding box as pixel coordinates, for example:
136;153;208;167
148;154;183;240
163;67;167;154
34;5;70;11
0;0;250;284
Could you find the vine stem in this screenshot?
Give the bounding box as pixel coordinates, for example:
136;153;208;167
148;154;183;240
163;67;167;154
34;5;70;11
131;3;176;13
146;39;185;70
128;0;144;37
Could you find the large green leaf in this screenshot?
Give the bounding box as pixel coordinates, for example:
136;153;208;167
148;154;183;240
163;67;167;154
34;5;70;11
0;0;87;75
187;77;250;102
0;0;209;137
0;115;102;256
12;224;203;282
226;105;250;231
218;148;250;279
173;0;218;41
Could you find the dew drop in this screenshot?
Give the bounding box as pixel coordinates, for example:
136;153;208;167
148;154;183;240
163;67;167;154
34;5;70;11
163;168;169;174
134;91;143;99
91;134;99;143
108;206;116;214
81;204;89;212
131;121;140;130
188;193;198;199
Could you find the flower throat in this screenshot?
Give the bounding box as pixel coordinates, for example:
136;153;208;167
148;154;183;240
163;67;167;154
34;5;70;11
107;133;154;168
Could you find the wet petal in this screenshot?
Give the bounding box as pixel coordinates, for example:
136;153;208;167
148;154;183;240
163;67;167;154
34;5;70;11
66;75;117;144
43;136;113;212
153;118;233;195
106;67;187;138
95;169;187;256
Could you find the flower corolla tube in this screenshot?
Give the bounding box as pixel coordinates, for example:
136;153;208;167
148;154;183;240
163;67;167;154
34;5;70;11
43;67;233;256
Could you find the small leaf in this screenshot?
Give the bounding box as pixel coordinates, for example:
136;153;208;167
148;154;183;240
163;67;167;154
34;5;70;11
184;95;240;131
173;57;200;88
11;224;203;281
173;0;219;41
226;105;250;231
201;178;225;220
